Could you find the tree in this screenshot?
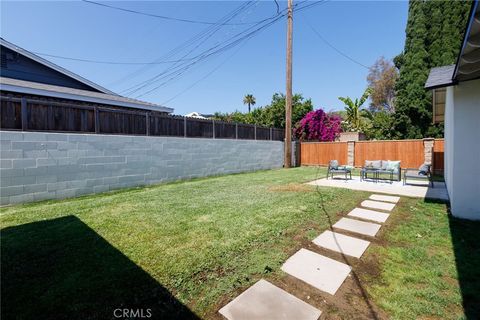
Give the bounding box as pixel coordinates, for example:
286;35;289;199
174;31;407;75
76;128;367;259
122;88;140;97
393;0;470;139
294;109;342;141
243;94;256;113
213;93;313;129
367;57;398;112
261;93;313;128
338;88;372;132
364;111;395;140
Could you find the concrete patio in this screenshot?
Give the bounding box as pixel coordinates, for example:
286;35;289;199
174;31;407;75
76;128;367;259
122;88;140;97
307;176;448;201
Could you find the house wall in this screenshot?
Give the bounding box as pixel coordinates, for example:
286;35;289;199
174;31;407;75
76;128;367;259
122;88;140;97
0;131;284;205
444;79;480;220
1;45;100;92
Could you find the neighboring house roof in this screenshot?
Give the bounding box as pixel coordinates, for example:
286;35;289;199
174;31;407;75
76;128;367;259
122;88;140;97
0;38;116;95
425;65;455;89
425;1;480;89
185;112;208;119
0;77;174;113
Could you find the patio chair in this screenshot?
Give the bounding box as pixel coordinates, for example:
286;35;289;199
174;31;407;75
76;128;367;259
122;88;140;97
327;160;352;180
403;163;434;187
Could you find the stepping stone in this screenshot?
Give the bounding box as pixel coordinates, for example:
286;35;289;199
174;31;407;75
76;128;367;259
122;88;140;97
312;230;370;258
281;248;351;295
348;207;390;223
219;279;322;320
333;217;382;237
361;200;395;212
369;194;400;203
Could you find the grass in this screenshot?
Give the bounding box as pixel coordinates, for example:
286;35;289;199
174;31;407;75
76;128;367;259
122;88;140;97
1;167;477;319
367;198;480;320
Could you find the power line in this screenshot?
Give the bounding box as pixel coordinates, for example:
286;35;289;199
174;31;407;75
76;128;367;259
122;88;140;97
274;0;280;14
130;0;329;98
31;52;197;65
82;0;267;26
135;13;287;98
303;19;370;69
123;1;282;97
116;1;259;92
161;42;248;105
114;0;327;98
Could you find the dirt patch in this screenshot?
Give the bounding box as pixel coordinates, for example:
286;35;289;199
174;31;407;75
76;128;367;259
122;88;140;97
268;183;315;193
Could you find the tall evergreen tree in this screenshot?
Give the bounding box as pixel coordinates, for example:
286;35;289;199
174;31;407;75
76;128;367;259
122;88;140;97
393;0;470;139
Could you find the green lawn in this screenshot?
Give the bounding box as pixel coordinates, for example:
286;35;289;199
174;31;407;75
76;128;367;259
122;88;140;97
1;167;478;319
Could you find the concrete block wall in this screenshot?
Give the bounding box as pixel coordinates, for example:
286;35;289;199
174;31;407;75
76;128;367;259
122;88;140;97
0;131;284;205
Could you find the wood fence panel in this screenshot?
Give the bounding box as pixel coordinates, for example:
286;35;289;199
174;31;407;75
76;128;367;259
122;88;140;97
214;121;236;139
354;140;424;168
300;142;348;166
1;95;284;140
433;139;444;174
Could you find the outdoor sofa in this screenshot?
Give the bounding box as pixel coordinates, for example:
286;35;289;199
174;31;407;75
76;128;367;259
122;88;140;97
327;160;352;180
361;160;401;182
403;163;434;187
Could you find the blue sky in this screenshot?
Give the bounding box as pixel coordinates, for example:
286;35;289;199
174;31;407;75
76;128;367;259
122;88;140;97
1;1;408;115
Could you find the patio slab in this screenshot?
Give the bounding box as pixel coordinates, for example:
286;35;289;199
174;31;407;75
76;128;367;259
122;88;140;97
312;230;371;258
347;207;390;223
219;279;322;320
369;194;400;203
281;248;351;295
333;217;382;237
361;200;395;212
306;176;448;201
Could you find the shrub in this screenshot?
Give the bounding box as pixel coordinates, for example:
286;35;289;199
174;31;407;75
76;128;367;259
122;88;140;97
294;109;342;141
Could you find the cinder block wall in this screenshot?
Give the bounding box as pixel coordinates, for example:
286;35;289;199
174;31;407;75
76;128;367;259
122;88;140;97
0;131;284;205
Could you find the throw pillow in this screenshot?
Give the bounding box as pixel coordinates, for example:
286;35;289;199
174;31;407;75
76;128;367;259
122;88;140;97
329;160;339;169
371;160;382;169
418;163;430;175
386;160;400;172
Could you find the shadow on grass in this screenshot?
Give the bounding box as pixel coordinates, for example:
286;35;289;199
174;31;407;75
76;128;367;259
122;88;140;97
1;216;200;320
448;215;480;319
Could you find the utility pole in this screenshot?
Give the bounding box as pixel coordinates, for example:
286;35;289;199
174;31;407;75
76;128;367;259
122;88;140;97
284;0;293;168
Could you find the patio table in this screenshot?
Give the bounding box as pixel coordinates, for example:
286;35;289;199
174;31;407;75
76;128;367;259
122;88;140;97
360;168;379;182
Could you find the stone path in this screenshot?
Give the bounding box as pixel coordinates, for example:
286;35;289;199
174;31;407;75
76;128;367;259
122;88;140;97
369;194;400;203
360;200;396;211
333;217;382;237
218;193;399;320
347;207;390;223
312;230;370;258
219;279;322;320
281;248;352;295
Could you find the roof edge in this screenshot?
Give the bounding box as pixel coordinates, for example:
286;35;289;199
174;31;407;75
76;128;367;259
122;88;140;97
453;0;479;80
0;37;117;95
1;82;173;113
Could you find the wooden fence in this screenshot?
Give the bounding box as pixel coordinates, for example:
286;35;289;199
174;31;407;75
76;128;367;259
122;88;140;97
0;95;285;141
300;142;348;166
300;138;445;174
354;140;425;169
433;139;444;175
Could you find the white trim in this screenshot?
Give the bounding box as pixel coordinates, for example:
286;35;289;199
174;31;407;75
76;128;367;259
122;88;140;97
1;38;116;95
1;83;173;113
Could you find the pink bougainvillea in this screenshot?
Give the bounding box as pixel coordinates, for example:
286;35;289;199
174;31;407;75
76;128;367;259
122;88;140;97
294;109;342;141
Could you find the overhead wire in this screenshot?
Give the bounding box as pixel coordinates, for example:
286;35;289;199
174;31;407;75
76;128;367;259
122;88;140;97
129;0;330;98
82;0;265;25
117;1;259;93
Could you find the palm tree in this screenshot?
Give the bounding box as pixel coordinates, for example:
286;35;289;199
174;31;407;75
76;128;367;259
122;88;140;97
338;88;372;132
243;94;256;113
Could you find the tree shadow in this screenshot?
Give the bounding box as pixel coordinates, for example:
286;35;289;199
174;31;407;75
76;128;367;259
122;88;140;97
1;216;200;320
447;214;480;319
